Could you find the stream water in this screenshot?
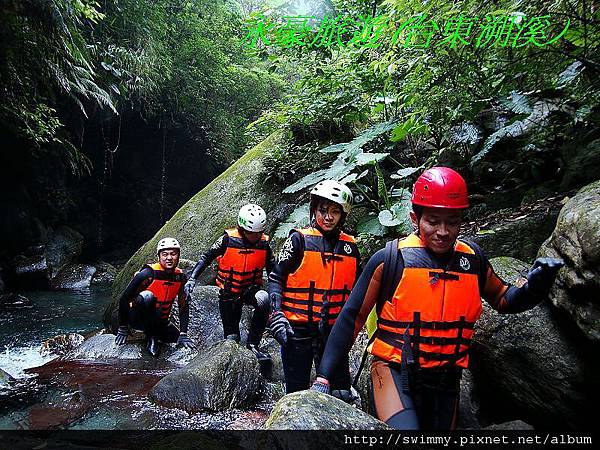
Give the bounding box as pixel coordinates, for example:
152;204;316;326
0;288;271;430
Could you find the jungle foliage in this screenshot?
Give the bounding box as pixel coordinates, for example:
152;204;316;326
247;0;600;238
0;0;285;175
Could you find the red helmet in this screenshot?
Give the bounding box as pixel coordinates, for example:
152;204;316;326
411;167;469;209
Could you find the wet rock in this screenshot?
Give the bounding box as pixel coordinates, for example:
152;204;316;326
264;390;389;430
149;340;263;413
538;181;600;343
484;420;534;430
457;369;481;430
91;261;117;285
470;256;597;430
40;333;85;357
44;226;84;279
560;139;600;190
466;206;561;263
66;334;145;360
50;264;97;290
186;286;227;349
0;293;32;308
13;254;50;288
0;367;14;384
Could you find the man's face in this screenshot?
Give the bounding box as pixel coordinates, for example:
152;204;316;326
158;249;180;270
315;200;343;232
242;230;262;244
410;207;462;254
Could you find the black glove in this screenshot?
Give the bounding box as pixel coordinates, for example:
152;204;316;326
176;333;195;349
114;326;129;346
311;379;331;395
268;311;294;346
183;279;196;298
527;257;564;296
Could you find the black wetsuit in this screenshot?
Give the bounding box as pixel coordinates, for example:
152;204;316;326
189;231;275;344
268;226;362;394
117;266;189;342
317;238;543;430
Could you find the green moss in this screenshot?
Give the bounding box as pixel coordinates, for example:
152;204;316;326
111;131;286;300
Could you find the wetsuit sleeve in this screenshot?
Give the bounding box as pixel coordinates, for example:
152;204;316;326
267;232;304;306
189;233;228;281
117;267;153;326
473;242;544;313
317;249;386;380
177;276;189;333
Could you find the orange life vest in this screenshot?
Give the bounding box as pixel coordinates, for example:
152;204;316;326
368;234;483;369
144;262;185;322
282;227;359;325
216;228;270;294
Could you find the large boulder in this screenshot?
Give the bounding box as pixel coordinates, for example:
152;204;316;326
560;139;600;190
538;181;600;343
465;200;562;263
44;226;84;279
13;254;50;288
110;131;297;301
149;340;263;412
50;264;97;290
470;256;598;430
265;390;389;430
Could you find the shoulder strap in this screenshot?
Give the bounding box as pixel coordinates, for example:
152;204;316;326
378;239;404;312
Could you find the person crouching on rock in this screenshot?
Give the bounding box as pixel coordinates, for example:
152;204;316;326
114;237;195;357
311;167;564;430
267;180;361;401
184;204;274;364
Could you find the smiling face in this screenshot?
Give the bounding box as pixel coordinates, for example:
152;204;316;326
314;199;343;232
158;249;180;270
410;207;463;254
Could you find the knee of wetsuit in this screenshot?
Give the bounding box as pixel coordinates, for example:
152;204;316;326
254;289;270;311
331;389;357;404
136;290;156;307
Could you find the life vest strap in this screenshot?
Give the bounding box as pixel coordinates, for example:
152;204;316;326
217;268;262;277
377;317;475;330
281;296;345;307
377;328;472;347
282;286;351;296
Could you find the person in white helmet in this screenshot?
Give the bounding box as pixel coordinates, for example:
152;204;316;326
267;180;361;398
114;237;195;357
184;204;274;364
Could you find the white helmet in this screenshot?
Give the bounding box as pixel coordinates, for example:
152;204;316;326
156;237;181;254
238;204;267;232
310;180;353;213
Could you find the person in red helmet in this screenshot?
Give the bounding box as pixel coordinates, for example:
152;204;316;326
311;167;563;430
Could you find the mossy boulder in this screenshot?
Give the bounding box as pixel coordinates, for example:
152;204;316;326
264;390;389;430
149;340;263;412
470;256;597;429
538;180;600;343
105;131;300;329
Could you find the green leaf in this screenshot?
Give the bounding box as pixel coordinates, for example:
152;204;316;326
274;203;310;239
556;61;584;88
378;209;400;227
390;167;421;180
501;91;532;115
357;215;386;236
